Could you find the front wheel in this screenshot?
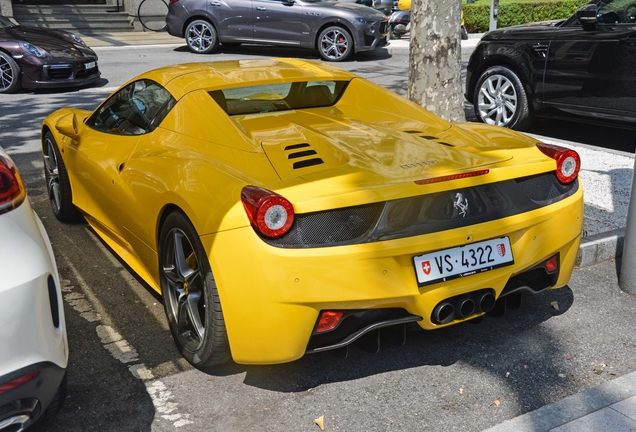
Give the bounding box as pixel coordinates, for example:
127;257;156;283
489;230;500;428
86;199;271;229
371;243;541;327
160;211;231;367
472;66;533;131
0;51;22;94
318;26;354;62
185;20;219;54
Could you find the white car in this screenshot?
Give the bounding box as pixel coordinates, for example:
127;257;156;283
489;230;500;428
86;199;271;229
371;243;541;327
0;148;67;430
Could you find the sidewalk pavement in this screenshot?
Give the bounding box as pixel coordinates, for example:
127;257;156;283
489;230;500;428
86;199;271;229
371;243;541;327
78;29;636;432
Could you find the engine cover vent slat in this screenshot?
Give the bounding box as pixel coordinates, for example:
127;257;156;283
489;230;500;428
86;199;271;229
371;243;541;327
293;158;324;169
288;150;318;159
285;143;310;150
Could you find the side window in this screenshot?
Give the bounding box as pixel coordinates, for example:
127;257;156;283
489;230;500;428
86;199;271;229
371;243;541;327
87;79;175;135
597;0;636;24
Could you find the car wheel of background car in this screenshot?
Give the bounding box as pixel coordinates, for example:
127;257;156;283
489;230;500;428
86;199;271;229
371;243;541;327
185;20;219;54
473;66;533;131
43;131;83;223
624;4;636;22
391;25;402;39
0;51;22;94
318;26;354;62
160;210;231;367
461;25;469;40
38;372;67;424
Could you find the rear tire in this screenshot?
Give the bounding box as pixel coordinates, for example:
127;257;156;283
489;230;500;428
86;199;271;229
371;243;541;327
160;211;231;367
185;20;219;54
39;372;67;423
472;66;533;131
0;51;22;94
43;131;83;223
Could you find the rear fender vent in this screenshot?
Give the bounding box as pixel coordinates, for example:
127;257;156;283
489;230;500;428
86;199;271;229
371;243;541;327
284;143;324;170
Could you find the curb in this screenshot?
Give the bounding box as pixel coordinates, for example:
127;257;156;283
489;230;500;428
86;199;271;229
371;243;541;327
577;228;624;268
483;369;636;431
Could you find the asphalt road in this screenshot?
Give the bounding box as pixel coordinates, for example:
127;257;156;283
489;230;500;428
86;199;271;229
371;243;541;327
2;43;636;432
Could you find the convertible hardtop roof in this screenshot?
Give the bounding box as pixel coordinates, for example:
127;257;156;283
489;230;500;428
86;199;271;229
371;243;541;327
135;58;357;100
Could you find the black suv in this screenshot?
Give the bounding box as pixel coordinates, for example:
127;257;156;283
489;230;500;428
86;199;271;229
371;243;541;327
466;0;636;130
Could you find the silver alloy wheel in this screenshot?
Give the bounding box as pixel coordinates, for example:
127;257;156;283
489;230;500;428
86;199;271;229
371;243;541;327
186;22;214;53
477;74;518;126
320;28;350;60
162;227;206;353
43;137;62;214
0;55;16;92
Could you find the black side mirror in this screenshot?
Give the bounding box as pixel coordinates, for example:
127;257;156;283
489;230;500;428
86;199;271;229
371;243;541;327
576;4;598;27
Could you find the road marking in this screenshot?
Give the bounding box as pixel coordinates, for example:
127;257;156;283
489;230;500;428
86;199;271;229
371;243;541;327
61;261;193;428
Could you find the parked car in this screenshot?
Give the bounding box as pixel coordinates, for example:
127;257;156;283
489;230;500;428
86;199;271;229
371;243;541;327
387;10;409;39
165;0;389;61
466;0;636;130
372;0;395;11
0;147;68;429
42;59;582;366
0;15;100;94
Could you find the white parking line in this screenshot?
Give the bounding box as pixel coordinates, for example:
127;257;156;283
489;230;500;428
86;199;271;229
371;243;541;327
61;259;193;428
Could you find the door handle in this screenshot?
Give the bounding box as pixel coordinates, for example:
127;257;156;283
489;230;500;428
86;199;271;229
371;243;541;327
209;1;221;6
256;6;267;10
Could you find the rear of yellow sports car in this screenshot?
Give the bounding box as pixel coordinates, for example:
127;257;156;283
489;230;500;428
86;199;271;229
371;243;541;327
42;60;583;366
184;74;584;365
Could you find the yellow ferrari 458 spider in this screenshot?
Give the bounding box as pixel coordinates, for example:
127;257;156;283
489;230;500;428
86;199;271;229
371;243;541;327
41;59;583;366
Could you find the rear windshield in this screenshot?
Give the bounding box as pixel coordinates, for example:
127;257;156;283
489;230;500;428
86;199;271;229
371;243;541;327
209;80;349;116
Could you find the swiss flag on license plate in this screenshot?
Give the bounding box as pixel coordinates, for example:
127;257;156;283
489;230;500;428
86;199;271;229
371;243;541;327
421;261;431;275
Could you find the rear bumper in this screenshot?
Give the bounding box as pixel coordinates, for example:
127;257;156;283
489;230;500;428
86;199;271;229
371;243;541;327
203;186;583;364
0;362;66;429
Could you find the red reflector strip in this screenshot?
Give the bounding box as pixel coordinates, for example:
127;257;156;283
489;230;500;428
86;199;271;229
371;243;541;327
316;311;344;333
0;371;39;395
414;169;489;185
545;255;559;273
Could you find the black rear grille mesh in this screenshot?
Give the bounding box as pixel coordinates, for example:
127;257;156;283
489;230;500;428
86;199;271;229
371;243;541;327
516;173;576;204
264;203;384;248
260;172;577;249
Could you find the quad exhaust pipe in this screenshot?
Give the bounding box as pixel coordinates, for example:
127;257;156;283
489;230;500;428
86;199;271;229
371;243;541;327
431;289;498;324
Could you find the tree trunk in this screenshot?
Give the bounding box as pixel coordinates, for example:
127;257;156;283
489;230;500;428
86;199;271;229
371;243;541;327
408;0;465;122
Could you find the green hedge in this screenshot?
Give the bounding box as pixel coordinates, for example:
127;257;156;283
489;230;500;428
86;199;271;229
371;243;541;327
463;0;588;33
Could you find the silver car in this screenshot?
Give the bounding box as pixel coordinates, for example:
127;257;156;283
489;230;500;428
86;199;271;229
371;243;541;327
166;0;389;61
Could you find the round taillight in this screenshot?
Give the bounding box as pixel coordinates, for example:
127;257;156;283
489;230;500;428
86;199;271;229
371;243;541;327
241;186;294;238
537;143;581;184
0;155;26;215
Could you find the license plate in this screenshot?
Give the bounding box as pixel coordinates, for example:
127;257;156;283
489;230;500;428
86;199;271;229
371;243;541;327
85;61;96;70
413;237;514;286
